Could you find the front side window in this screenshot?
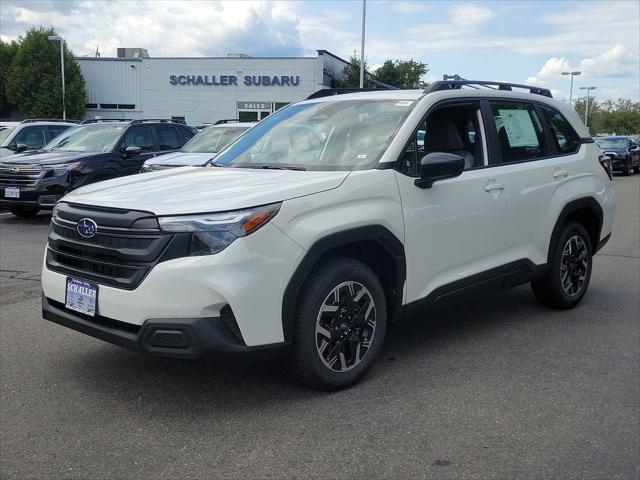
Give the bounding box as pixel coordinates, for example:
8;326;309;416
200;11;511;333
44;125;125;153
540;106;580;154
490;101;548;162
156;126;181;151
119;126;154;152
182;127;248;153
13;126;46;150
214;99;416;171
399;102;485;176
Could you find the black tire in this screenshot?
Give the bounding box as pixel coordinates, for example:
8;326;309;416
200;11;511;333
531;222;593;309
633;164;640;174
623;159;632;176
289;257;387;391
8;207;40;218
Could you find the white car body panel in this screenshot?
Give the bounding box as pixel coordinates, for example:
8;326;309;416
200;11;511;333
63;167;350;215
142;151;212;167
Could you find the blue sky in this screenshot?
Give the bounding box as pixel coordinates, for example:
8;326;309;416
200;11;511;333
1;0;638;101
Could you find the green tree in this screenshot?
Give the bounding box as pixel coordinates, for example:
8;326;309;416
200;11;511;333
374;59;428;89
333;55;369;88
0;39;19;117
574;98;640;135
6;26;86;119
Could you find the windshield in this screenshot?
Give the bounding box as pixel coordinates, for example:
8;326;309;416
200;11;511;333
182;126;248;153
596;137;627;149
43;124;124;153
213;99;417;171
0;126;16;145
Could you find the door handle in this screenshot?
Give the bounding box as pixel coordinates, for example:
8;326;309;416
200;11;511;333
484;182;505;192
553;169;568;179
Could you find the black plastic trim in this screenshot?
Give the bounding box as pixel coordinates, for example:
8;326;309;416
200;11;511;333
281;225;406;342
546;197;603;262
404;259;545;317
595;233;610;253
42;296;290;361
581;137;595;144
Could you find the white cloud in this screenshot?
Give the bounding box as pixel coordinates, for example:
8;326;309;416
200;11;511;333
580;44;639;78
449;4;494;27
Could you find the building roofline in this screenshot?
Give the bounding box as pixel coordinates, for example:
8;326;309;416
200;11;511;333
316;50;351;66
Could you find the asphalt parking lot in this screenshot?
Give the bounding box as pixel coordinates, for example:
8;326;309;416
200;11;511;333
1;176;638;480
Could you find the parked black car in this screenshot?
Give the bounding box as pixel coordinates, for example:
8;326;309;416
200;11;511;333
595;135;640;176
0;119;196;217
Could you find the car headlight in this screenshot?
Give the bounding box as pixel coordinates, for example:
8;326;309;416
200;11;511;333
47;162;81;176
158;203;281;255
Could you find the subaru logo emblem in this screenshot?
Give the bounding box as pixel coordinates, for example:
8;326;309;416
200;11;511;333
9;166;19;174
77;218;98;238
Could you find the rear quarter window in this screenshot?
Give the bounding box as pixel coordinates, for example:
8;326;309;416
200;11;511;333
540;105;581;154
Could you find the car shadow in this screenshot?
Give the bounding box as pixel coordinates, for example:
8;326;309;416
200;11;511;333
59;284;551;411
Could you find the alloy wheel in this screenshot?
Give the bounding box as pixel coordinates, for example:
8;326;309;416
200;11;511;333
560;235;589;296
315;281;376;372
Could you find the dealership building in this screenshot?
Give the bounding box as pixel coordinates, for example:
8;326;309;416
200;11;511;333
77;49;349;124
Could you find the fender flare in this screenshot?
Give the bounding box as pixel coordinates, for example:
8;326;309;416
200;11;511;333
547;197;603;262
281;225;406;342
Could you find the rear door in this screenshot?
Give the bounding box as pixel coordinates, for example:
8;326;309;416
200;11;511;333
485;99;584;265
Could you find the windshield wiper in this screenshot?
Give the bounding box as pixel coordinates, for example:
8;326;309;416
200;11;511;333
238;164;306;171
206;160;225;167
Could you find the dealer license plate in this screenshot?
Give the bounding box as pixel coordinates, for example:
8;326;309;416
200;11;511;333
65;277;98;316
4;187;19;198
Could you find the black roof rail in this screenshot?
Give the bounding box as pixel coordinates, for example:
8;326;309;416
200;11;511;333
425;80;553;98
214;119;241;125
80;118;132;124
306;88;398;100
129;118;181;124
20;118;79;124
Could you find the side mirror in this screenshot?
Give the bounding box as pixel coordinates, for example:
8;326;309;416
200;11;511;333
629;143;638;151
414;152;465;189
15;144;28;153
123;146;142;157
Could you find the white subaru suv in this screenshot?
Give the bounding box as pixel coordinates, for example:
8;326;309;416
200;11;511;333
41;80;615;390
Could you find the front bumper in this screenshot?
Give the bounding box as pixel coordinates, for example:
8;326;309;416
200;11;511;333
42;296;289;361
0;171;68;208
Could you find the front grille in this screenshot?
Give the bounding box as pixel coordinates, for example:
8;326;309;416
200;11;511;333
0;164;44;187
46;203;179;289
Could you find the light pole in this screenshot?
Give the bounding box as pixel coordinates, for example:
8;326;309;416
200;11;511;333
359;0;366;89
580;86;596;128
48;35;66;120
561;71;581;104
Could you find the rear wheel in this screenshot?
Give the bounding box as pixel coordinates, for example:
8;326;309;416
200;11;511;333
531;222;593;309
289;257;387;390
8;207;40;218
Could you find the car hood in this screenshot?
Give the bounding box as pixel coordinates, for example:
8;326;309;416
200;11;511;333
0;150;89;165
0;147;15;157
145;151;212;167
63;167;350;215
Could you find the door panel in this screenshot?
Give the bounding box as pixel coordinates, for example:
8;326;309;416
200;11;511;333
397;169;509;303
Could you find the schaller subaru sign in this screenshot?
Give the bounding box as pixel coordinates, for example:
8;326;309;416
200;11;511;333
169;74;301;87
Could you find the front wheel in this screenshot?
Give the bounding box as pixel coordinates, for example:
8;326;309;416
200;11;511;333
289;257;387;390
8;207;40;218
623;159;632;176
531;222;593;309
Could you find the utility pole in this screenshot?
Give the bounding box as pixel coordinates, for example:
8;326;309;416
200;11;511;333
562;71;581;104
359;0;366;89
580;86;596;128
48;35;66;120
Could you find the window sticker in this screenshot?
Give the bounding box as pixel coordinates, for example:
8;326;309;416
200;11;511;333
498;109;539;147
395;100;413;107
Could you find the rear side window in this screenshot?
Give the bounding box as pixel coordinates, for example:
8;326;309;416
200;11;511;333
48;125;71;141
540;106;580;154
120;126;155;151
178;126;195;144
156;125;181;150
490;101;548;162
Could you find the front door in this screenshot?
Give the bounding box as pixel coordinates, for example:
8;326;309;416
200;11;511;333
396;100;511;305
116;126;158;175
